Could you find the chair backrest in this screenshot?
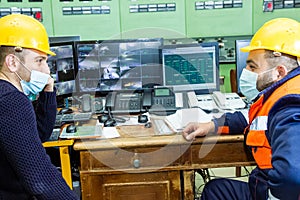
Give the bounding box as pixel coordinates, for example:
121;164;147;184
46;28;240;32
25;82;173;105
230;69;237;93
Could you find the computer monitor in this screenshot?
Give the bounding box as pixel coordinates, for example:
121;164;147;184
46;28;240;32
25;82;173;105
47;42;77;103
75;38;163;94
161;42;219;94
235;39;251;94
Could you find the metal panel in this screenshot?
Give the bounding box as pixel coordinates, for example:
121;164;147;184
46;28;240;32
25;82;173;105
253;0;300;33
51;0;121;40
186;0;252;38
119;0;186;39
0;0;54;36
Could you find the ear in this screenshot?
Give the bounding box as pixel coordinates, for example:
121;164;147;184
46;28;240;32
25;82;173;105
5;54;18;73
275;65;288;80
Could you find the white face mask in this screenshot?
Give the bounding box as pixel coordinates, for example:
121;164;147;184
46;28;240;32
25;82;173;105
14;58;50;96
239;68;260;101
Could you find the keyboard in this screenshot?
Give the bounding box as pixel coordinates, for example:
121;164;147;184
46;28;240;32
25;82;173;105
56;112;93;124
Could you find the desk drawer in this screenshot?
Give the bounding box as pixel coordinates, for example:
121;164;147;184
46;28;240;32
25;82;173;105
80;145;190;171
191;142;254;167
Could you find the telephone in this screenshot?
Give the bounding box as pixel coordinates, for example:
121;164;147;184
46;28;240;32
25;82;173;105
196;94;219;111
213;91;246;110
197;91;246;111
142;87;177;115
105;92;142;114
104;88;177;116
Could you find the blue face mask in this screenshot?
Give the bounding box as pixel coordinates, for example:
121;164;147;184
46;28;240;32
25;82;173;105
15;58;50;96
239;68;260;101
19;70;49;96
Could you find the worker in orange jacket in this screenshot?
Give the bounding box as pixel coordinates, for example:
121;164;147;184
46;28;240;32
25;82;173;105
183;18;300;200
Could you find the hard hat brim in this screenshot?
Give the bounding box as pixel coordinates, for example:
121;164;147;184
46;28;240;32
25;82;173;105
45;49;56;56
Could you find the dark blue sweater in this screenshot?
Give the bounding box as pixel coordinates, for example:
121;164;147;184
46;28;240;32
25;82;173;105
0;80;79;200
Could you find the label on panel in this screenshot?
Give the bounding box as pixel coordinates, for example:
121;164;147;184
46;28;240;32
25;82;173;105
186;0;252;38
119;0;186;39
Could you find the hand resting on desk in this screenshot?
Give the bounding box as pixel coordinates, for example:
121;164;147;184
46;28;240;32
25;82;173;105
182;121;215;141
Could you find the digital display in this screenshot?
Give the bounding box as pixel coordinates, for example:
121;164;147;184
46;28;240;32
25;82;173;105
76;39;163;93
154;88;170;97
162;42;219;94
48;42;77;97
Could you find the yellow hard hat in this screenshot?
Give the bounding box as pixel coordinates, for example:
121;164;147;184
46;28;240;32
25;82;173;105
0;14;55;56
241;18;300;58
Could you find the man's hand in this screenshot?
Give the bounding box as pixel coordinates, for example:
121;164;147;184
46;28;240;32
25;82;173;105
43;76;54;92
182;121;215;141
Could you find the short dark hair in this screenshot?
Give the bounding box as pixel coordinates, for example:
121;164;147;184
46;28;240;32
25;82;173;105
0;46;26;70
264;50;298;71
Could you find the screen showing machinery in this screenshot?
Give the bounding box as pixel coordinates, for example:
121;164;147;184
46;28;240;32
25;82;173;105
235;39;250;94
161;42;219;94
75;38;163;93
48;42;77;98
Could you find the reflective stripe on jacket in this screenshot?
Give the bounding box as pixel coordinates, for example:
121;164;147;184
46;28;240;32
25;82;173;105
246;75;300;169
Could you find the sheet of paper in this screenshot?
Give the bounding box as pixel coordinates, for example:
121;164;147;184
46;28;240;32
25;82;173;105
164;108;212;132
102;127;120;138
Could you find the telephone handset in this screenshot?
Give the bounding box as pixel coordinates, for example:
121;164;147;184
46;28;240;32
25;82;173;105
212;91;227;109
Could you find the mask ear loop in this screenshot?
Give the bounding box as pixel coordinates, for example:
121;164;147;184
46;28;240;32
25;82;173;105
13;55;31;73
14;72;23;81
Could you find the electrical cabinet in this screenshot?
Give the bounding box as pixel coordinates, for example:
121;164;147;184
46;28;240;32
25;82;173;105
51;0;121;40
119;0;186;39
253;0;300;33
0;0;54;36
185;0;252;38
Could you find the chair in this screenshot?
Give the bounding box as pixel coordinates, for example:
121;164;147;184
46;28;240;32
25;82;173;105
230;69;237;93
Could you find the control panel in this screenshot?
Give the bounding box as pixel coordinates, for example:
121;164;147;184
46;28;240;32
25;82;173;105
186;0;252;38
51;0;121;40
0;0;53;35
119;0;186;39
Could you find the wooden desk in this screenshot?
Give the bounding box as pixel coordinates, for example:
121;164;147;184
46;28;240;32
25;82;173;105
74;126;254;200
43;140;74;189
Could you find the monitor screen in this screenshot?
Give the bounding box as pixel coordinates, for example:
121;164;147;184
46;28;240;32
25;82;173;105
47;42;77;98
75;38;163;94
161;42;219;94
235;39;251;94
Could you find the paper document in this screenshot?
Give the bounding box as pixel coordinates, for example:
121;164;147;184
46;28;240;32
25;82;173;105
102;127;120;138
164;108;212;132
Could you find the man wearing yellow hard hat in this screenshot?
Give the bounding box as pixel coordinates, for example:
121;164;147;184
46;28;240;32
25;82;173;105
0;14;79;199
183;18;300;199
